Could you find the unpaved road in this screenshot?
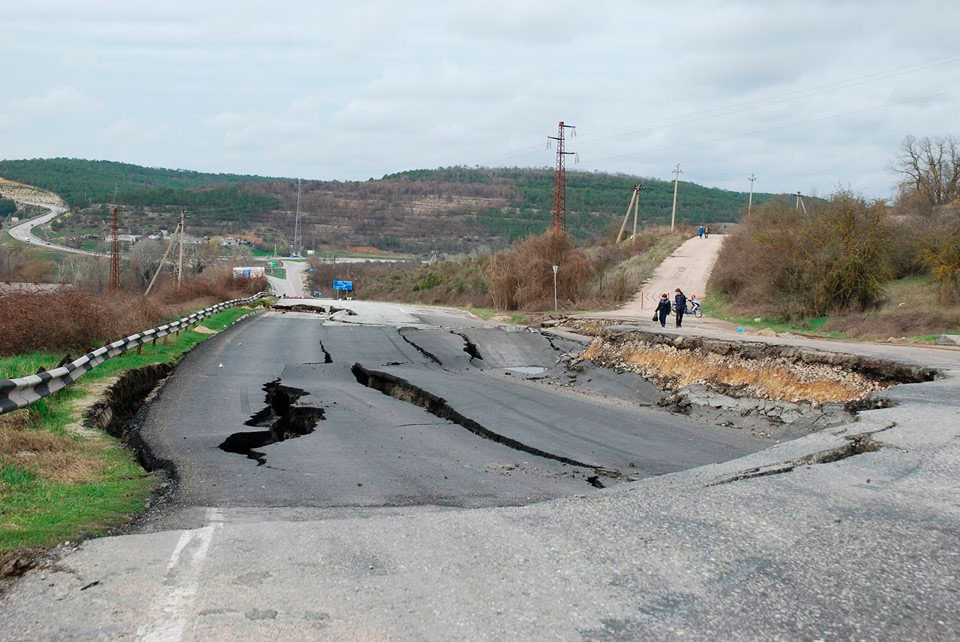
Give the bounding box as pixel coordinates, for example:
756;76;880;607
607;233;724;318
2;300;959;640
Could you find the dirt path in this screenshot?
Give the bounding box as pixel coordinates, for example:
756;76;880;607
602;233;725;319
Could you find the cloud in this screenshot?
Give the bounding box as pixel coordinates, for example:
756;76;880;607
0;1;958;196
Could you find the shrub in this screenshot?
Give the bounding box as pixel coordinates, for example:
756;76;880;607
0;269;265;356
710;192;893;317
488;228;592;311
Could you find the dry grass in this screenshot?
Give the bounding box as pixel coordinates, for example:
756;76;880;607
0;422;107;486
582;340;873;403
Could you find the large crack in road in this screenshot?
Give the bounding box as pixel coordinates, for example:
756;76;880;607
219;379;325;465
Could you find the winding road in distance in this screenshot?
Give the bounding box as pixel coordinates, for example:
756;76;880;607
7;201;106;257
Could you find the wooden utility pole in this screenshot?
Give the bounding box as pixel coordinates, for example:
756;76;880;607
615;189;638;244
145;221;181;297
614;184;646;245
748;174;756;213
177;210;186;288
670;163;682;230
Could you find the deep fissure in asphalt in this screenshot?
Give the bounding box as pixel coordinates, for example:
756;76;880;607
399;330;443;366
219;379;325;465
351;363;601;473
452;332;484;361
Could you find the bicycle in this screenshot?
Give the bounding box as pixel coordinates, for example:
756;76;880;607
672;302;703;318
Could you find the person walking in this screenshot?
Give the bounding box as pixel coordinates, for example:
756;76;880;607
697;225;704;238
674;288;687;328
704;225;709;238
655;293;671;328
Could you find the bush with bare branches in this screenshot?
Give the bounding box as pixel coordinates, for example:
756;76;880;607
711;192;893;317
0;269;266;355
488;229;591;311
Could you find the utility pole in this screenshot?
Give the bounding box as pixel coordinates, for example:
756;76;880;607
631;183;645;240
796;192;808;215
670;163;683;231
795;191;801;211
747;174;756;213
145;221;181;297
292;179;303;256
547;121;576;232
615;183;646;245
109;207;120;291
177;210;186;288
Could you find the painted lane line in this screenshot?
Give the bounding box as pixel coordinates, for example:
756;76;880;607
136;509;223;641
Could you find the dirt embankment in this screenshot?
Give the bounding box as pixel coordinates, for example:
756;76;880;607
578;331;935;439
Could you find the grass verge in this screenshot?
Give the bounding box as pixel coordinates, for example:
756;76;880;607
0;304;258;559
703;277;960;342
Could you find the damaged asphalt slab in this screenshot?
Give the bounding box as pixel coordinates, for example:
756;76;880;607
1;299;959;640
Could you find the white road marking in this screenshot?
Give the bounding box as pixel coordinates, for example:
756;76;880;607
136;509;224;642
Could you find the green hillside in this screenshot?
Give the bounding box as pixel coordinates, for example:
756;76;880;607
0;158;280;215
0;159;777;252
385;167;777;240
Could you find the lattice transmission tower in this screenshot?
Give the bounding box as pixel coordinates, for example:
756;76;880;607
548;121;576;232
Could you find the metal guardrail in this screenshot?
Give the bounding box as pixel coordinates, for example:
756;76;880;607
0;292;268;415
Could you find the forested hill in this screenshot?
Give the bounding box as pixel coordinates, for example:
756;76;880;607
0;159;776;253
0;158;278;207
384;166;776;230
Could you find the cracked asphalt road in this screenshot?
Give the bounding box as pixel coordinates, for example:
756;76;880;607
133;311;769;511
2;301;959;640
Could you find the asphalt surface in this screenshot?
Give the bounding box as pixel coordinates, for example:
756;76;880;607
133;314;767;513
2;300;959;640
265;260;309;298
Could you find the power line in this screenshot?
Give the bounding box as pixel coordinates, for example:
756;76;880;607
474;54;960;165
589;88;960;164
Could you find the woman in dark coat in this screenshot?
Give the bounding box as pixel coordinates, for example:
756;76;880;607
656;293;671;327
674;288;687;327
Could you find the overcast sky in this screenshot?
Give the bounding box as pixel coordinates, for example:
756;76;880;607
1;0;957;197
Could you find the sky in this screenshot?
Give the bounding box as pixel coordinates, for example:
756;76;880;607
0;0;958;198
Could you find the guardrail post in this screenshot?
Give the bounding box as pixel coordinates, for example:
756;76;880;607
136;344;142;355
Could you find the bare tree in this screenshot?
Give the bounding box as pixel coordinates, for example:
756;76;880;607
128;239;167;287
185;240;221;275
894;135;960;206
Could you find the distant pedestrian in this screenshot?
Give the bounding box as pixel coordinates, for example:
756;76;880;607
655;293;671;327
697;225;704;238
674;288;687;327
704;225;710;238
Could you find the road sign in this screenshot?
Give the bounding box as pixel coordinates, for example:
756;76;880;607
333;280;353;291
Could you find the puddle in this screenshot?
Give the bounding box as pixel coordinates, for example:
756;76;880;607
505;366;547;376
